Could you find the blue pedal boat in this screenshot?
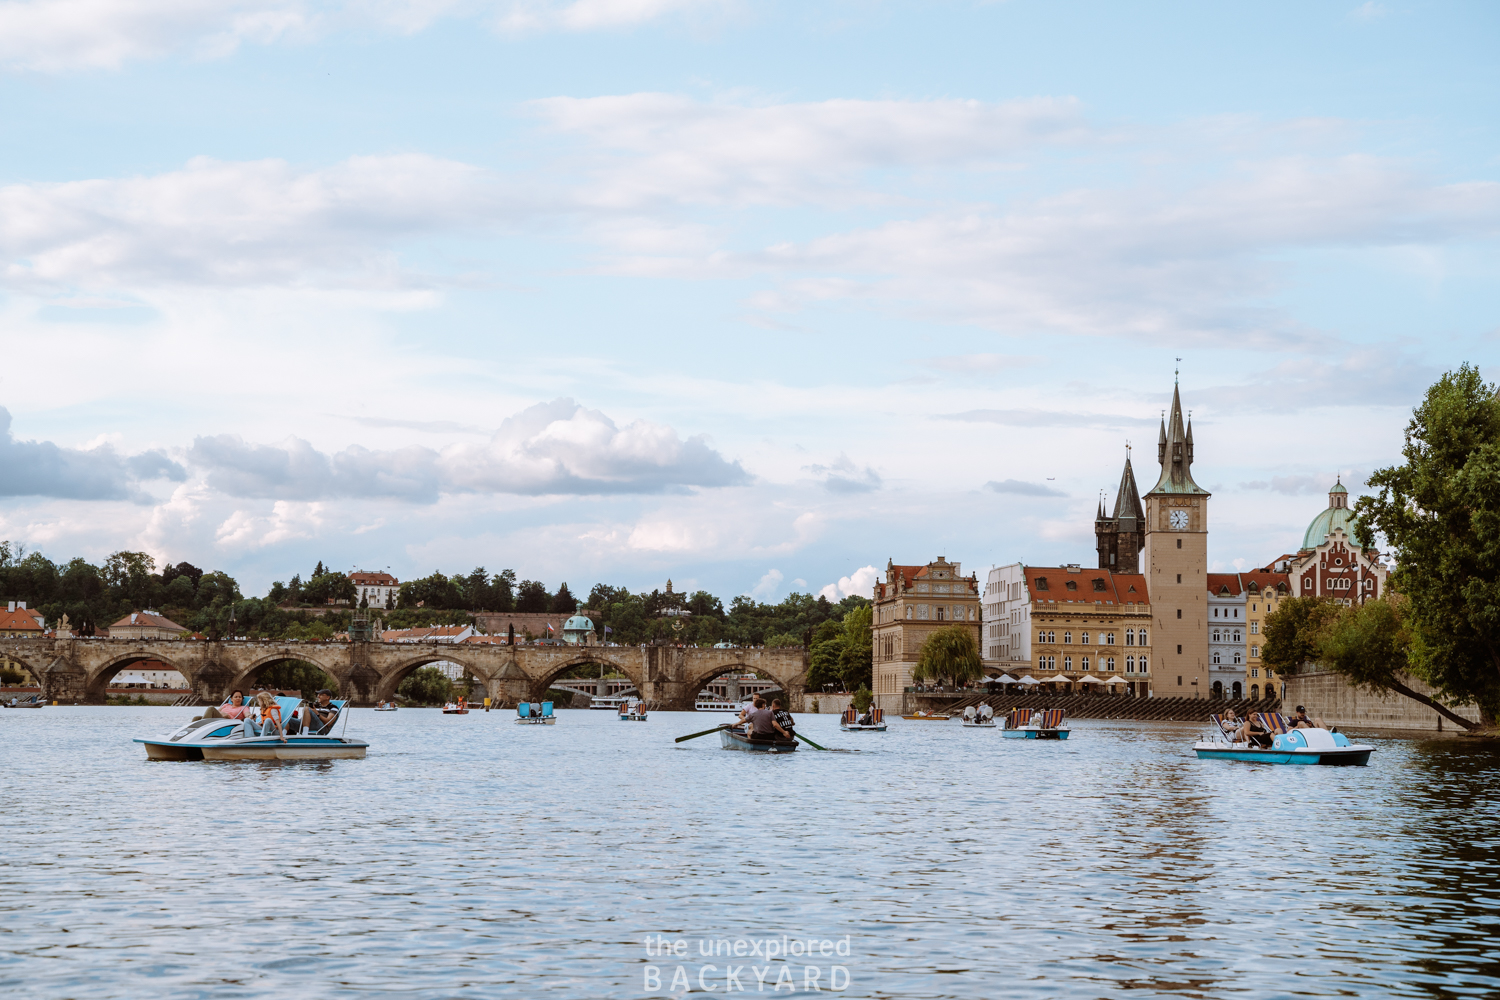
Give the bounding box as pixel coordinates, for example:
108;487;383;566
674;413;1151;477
135;697;367;760
516;701;557;725
1001;708;1070;739
1195;712;1373;765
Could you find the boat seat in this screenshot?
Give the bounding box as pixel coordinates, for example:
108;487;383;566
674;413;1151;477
1253;712;1290;734
541;702;554;718
1041;709;1066;729
518;702;531;718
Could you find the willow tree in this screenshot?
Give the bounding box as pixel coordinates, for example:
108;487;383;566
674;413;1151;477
1354;363;1500;727
913;625;982;687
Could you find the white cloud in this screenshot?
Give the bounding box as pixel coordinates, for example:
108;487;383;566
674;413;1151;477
534;93;1089;208
803;453;880;494
189;397;748;499
0;154;507;292
817;564;876;602
749;567;782;599
985;479;1066;498
0;406;184;501
498;0;726;32
215;500;327;549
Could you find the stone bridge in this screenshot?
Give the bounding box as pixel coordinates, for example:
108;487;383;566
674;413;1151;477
3;637;810;711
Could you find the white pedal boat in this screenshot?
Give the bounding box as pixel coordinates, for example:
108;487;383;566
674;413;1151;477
961;706;996;728
516;701;557;725
1196;712;1373;765
135;698;367;760
839;707;888;732
1001;708;1069;740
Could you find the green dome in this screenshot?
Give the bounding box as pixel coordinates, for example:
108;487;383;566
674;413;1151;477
1302;505;1357;550
1329;481;1348;494
563;615;594;632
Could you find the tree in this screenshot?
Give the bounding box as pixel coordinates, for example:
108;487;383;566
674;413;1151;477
1355;363;1500;726
1260;597;1341;677
397;666;453;706
493;569;516;612
838;605;874;692
913;625;982;686
1315;596;1478;730
550;582;577;614
851;685;873;712
516;580;549;613
805;619;846;690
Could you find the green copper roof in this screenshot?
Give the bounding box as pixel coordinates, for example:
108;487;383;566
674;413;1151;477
1329;480;1348;494
1302;505;1357;550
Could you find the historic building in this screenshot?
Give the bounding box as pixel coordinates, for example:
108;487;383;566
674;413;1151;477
981;562;1030;665
1242;570;1290;701
1095;452;1146;573
1276;481;1389;606
871;557;981;708
1023;565;1154;696
1206;574;1247;700
108;610;187;640
350;571;399;609
1140;381;1211;697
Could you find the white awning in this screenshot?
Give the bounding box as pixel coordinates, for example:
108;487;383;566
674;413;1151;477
1077;674;1106;684
1103;675;1131;685
1015;675;1042;686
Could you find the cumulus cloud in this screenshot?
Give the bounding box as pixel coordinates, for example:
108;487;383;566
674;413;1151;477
749;567;783;599
0;154;508;292
534;93;1089;208
985;479;1066;497
736;157;1500;342
803;454;880;494
0;406;184;501
818;564;877;602
189;398;748;500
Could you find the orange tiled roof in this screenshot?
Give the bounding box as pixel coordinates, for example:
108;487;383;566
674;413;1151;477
1024;568;1149;604
109;610;186;632
0;608;44;631
1206;573;1243;596
1241;571;1291;593
351;572;398;586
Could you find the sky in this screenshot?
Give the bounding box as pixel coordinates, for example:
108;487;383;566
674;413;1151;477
0;0;1497;604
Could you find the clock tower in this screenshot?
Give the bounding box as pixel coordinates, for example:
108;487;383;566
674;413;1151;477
1140;380;1210;698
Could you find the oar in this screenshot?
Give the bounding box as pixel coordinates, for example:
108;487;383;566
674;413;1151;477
794;732;857;752
675;724;731;743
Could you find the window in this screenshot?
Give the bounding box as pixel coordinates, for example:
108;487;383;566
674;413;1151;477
1251;645;1258;657
1125;628;1135;646
1080;656;1090;671
1092;578;1106;592
1066;580;1078;591
1139;629;1147;644
1105;632;1115;645
1232;631;1241;643
1213;608;1219;618
1177;675;1183;686
1250;684;1259;700
1234;609;1240;618
1139;656;1148;673
1106;657;1115;673
1035;578;1049;591
1251;667;1258;677
936;606;945;621
1212;651;1221;664
1176;609;1182;619
1063;631;1073;644
1176;644;1182;654
1232;651;1242;665
1177;539;1182;549
1250;622;1259;635
1212;630;1220;642
1125;655;1135;673
1081;631;1091;644
1064;656;1073;671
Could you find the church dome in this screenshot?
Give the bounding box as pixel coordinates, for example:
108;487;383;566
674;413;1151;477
1302;479;1357;549
564;614;593;632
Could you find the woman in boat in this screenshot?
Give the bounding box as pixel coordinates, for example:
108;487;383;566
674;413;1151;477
219;690;251;721
242;692;287;742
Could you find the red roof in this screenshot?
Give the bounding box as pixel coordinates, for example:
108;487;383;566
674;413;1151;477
1240;571;1291;594
1206;573;1243;596
109;610;186;631
351;572;398;586
1023;568;1149;604
0;608;43;631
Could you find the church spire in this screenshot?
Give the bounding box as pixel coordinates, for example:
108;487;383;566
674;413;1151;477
1147;380;1205;496
1112;450;1144;524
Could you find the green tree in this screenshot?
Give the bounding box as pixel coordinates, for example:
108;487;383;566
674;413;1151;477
516;580;549;613
838;604;874;692
805;619;846;690
550;582;578;614
256;660;338;697
851;685;873;712
397;666;453;706
913;625;982;686
1355;363;1500;726
1260;597;1342;677
1314;596;1478;730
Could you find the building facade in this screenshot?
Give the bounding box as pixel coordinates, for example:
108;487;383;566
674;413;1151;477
871;557;981;709
1206;574;1247;700
1242;571;1290;701
1139;381;1211;698
1284;482;1389;606
109;610;187;640
981;562;1033;668
1024;566;1154;696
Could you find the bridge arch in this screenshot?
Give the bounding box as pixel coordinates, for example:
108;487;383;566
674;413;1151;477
372;650;498;704
527;654;641;703
683;659;805;706
88;651;199;700
223;649;349;700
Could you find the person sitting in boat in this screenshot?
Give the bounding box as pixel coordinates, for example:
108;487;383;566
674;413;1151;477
303;689;340;735
771;698;795;738
857;709;873;726
219;690;251;720
745;698;790;742
242;692;287;742
1290;705;1326;730
738;696;764;728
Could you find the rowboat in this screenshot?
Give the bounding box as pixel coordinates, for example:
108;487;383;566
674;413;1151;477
4;694;46;708
134;697;367;760
1195;712;1373;765
839;706;887;732
1001;708;1069;740
719;726;798;752
900;710;949;721
516;701;556;725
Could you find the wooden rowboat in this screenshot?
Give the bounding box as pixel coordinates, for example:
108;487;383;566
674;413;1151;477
719;727;798;753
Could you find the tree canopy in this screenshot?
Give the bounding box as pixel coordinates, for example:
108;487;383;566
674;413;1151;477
913;625;982;686
1354;363;1500;726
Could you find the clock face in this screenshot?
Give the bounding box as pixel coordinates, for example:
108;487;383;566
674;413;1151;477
1169;510;1190;529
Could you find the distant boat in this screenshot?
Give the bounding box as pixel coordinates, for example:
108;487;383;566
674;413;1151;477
516;701;556;725
442;700;469;715
839;706;887;732
900;710;949;721
1002;708;1069;740
4;694;45;709
696;697;752;712
618;700;648;722
373;701;398;712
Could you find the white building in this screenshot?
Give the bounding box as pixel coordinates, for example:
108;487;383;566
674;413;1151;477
351;571;400;609
982;563;1032;669
1206;573;1247;700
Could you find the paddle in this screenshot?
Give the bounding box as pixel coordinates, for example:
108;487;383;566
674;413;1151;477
675;724;731;743
794;732;857;752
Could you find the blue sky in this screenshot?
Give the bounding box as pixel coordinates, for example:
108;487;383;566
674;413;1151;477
0;0;1496;603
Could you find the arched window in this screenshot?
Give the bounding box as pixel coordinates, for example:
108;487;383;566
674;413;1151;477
1081;631;1091;644
1212;651;1221;664
1125;655;1135;673
1251;684;1260;700
1212;629;1220;642
1063;631;1073;644
1139;656;1148;673
1105;632;1115;645
1139;629;1148;644
1080;656;1090;671
1106;656;1115;673
1233;651;1241;665
1064;656;1073;671
1125;628;1135;646
1232;631;1241;643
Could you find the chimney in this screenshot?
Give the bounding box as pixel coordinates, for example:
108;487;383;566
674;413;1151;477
6;601;13;612
17;601;25;610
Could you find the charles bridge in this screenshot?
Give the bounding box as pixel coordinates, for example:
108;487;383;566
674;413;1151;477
3;637;810;711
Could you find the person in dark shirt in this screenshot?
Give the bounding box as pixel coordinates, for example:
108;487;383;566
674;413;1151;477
306;689;340;734
745;699;789;742
770;698;795;739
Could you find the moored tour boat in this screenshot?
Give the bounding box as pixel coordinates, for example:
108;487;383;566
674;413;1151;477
1001;708;1069;740
840;706;887;732
719;725;798;753
1195;712;1373;765
134;697;367;760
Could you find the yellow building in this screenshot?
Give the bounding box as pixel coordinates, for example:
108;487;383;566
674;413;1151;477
1024;566;1155;696
1241;571;1290;702
871;557;981;710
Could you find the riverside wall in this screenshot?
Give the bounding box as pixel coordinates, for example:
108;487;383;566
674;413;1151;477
1283;670;1483;733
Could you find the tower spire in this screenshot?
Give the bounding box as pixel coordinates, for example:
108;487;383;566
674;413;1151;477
1148;379;1203;496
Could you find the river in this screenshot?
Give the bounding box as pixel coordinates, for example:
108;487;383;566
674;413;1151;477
1;707;1497;999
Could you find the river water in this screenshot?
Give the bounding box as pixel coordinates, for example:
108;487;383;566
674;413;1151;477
1;707;1497;999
